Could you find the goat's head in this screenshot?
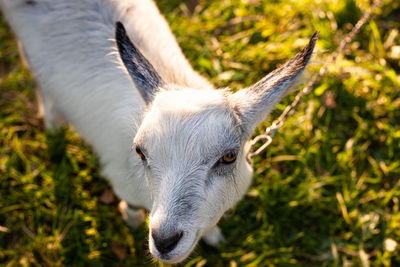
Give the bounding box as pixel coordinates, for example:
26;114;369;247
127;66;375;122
116;22;318;263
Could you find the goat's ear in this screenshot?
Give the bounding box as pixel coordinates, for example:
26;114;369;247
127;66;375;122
115;22;164;104
230;32;318;135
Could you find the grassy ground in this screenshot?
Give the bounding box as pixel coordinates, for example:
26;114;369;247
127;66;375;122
1;0;400;266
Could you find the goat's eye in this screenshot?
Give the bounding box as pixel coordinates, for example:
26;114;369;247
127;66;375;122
220;150;237;164
136;147;146;161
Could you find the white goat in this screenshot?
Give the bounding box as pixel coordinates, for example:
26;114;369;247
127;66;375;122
0;0;317;263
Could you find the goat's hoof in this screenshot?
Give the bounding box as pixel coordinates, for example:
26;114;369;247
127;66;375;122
118;200;146;228
202;226;225;248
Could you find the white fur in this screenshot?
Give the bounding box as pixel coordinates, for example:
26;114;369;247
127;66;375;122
0;0;316;263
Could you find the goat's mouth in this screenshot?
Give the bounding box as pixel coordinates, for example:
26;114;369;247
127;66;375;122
149;229;201;264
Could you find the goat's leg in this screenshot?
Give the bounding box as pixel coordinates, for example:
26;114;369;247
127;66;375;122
18;41;66;130
36;89;66;130
118;200;146;228
202;225;225;247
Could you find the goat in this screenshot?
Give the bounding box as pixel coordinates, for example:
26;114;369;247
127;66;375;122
0;0;317;263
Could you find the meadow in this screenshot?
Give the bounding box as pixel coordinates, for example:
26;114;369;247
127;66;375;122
0;0;399;266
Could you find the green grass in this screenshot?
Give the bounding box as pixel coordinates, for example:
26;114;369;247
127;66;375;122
1;0;400;266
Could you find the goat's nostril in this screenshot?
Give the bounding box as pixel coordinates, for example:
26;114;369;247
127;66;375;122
152;230;183;254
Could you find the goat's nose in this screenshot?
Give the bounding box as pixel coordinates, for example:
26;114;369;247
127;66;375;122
152;230;183;254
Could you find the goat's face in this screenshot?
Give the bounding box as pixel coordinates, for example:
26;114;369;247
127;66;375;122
134;88;253;262
116;22;318;263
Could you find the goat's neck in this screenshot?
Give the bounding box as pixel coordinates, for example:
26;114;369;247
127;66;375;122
113;0;213;90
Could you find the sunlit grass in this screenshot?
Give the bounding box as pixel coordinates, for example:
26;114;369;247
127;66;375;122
1;0;399;266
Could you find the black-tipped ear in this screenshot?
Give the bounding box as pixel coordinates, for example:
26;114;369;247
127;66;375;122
230;32;319;133
115;22;164;103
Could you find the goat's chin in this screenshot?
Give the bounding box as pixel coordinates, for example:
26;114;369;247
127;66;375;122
149;229;201;264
